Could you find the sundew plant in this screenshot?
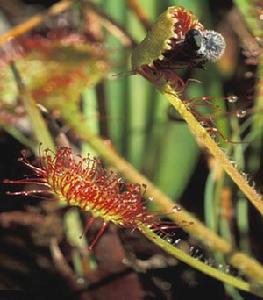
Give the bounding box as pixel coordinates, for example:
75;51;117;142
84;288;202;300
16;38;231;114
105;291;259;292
0;1;262;299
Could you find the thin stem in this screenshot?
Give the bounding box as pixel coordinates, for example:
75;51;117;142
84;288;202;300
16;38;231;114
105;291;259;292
64;111;263;284
138;223;251;293
162;87;263;215
0;0;72;47
10;62;54;152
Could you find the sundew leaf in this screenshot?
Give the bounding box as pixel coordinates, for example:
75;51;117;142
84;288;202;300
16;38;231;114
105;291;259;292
0;37;108;153
0;38;108;113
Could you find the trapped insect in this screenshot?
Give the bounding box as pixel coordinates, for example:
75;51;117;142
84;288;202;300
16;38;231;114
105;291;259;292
131;6;226;92
181;29;225;67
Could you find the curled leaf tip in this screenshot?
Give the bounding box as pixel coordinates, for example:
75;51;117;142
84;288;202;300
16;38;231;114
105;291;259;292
131;6;203;70
131;6;225;91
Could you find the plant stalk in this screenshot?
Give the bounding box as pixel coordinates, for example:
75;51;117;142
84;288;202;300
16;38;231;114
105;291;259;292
162;86;263;216
139;223;251;293
65;112;263;284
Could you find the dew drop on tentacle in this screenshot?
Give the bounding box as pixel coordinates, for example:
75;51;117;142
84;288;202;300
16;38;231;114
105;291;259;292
225;265;231;274
226;95;239;103
241;171;247;179
189;246;195;256
172;204;182;212
76;277;86;286
218;264;224;271
236;109;247;119
165;236;174;244
189;246;204;260
173;239;182;246
177;240;191;253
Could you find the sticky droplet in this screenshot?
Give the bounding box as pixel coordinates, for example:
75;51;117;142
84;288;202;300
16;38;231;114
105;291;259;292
236;109;247;118
189;246;195;255
225;265;230;273
173;204;182;212
174;239;181;246
76;277;85;285
227;95;238;103
166;237;173;243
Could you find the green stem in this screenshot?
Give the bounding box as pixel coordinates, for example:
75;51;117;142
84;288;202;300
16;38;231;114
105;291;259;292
139;223;250;293
64;111;263;285
162;86;263;215
10;63;55;152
